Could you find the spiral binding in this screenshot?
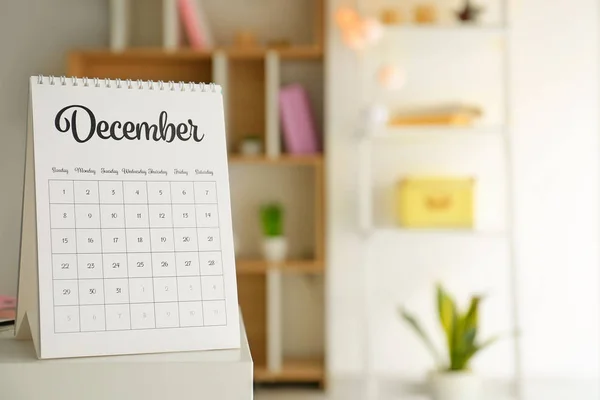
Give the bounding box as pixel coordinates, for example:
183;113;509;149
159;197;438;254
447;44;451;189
36;75;218;93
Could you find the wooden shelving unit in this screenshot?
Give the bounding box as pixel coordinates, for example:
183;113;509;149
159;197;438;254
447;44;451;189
237;259;325;274
67;0;326;387
228;154;324;166
255;357;325;383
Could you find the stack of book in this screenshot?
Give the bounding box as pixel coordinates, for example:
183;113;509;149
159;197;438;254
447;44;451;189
0;295;16;328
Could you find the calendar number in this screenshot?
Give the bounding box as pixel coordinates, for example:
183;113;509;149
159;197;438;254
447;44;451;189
159;190;163;195
86;189;90;195
137;261;144;268
184;260;191;267
112;262;120;268
205;190;209;195
160;261;168;268
89;288;96;295
63;213;68;218
159;213;165;218
62;189;66;194
205;212;211;217
111;189;116;195
207;236;214;242
208;260;215;266
61;263;70;269
137;213;142;219
160;237;167;243
62;238;69;244
87;238;94;243
183;236;190;242
87;213;92;218
113;237;119;243
182;190;187;195
135;190;140;195
63;289;71;295
137;237;143;243
87;262;95;269
111;213;117;218
116;288;122;294
183;212;189;218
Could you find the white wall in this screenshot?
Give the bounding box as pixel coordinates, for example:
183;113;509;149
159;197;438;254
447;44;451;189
327;0;600;390
0;0;109;295
511;0;600;382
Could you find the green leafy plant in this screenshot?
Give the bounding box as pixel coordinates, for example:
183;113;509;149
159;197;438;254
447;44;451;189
400;285;499;372
243;134;262;142
260;203;284;237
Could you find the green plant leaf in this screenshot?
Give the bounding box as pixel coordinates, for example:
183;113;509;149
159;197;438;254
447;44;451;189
260;203;283;236
450;296;481;370
463;327;477;348
460;335;499;369
437;285;457;367
462;296;481;341
399;308;444;367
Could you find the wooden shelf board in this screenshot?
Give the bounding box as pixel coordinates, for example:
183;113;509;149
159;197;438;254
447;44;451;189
70;45;322;64
236;259;324;274
228;154;323;166
370;227;508;238
254;358;325;383
383;24;507;34
363;126;505;142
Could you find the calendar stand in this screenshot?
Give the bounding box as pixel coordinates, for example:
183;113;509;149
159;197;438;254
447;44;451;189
0;314;253;400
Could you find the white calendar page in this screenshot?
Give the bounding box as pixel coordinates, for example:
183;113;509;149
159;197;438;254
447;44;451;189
29;77;240;359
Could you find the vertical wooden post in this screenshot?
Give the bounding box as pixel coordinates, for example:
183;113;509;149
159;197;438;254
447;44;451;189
109;0;130;51
314;0;325;50
265;51;281;159
314;160;326;261
266;270;282;373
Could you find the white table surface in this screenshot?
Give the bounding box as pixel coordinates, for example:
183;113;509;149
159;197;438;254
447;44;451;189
0;317;253;400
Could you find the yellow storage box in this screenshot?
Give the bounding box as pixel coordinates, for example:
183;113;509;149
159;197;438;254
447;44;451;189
396;177;475;228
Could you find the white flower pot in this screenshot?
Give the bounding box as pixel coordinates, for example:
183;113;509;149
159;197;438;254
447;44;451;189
429;371;481;400
262;237;288;262
239;140;262;156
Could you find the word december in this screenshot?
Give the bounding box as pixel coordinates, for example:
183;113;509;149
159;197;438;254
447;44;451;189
54;105;204;143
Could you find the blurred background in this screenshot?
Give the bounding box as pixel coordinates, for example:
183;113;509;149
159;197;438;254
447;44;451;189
0;0;599;399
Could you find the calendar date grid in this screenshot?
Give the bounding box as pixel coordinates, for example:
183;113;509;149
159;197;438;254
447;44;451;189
48;179;227;334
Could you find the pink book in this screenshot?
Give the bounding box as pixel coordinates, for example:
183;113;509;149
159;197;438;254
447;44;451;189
0;295;16;320
279;84;320;154
177;0;209;49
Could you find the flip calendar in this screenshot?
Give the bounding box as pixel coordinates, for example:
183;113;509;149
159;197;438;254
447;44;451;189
16;76;240;359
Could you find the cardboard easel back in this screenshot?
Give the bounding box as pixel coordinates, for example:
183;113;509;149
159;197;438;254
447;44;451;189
14;90;41;357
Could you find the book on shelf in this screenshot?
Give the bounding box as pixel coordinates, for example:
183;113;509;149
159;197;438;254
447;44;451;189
177;0;214;49
279;84;320;155
0;295;16;325
388;103;483;127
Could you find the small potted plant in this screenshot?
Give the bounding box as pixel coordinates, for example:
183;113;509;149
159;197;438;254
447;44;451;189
400;285;502;400
260;203;287;262
239;135;263;156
